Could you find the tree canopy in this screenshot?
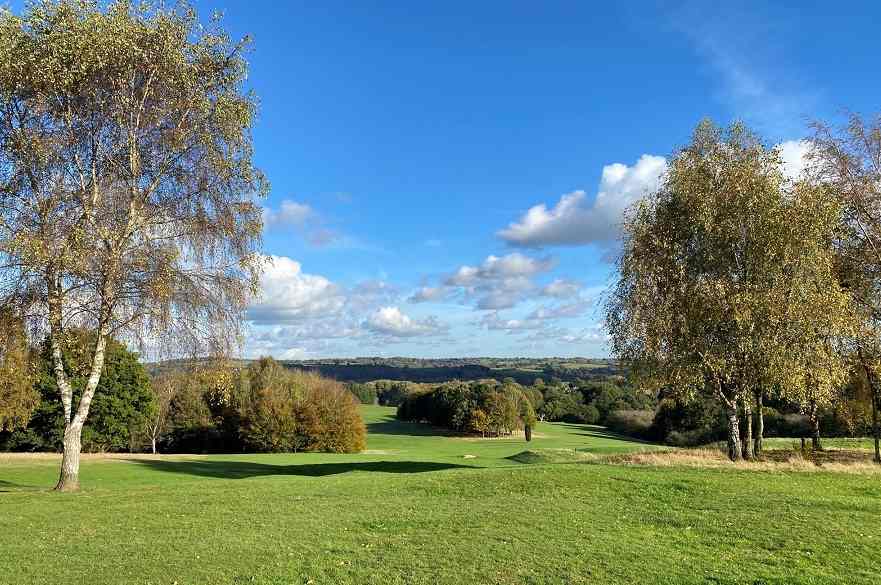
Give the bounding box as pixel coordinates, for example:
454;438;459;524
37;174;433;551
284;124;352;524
606;120;855;460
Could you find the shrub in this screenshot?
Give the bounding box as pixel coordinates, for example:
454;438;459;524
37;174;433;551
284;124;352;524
397;379;534;437
240;361;365;454
605;409;655;439
649;396;726;446
299;373;366;453
348;383;378;405
580;404;601;425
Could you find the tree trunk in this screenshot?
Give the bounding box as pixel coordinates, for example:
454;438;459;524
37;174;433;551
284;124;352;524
51;328;109;492
741;398;754;460
151;436;157;455
525;424;532;442
872;385;880;464
861;359;881;464
55;423;83;492
753;389;764;457
726;407;742;462
809;402;822;451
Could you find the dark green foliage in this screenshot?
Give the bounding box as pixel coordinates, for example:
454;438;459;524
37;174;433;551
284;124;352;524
347;383;378;405
397;380;535;437
1;331;154;452
650;397;726;446
373;381;414;406
578;380;654;422
540;386;588;422
604;410;655;439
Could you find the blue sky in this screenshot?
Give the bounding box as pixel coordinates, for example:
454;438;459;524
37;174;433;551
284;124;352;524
13;1;881;358
207;0;880;359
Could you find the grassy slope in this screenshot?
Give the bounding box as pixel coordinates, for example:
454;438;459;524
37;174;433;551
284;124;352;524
0;406;878;585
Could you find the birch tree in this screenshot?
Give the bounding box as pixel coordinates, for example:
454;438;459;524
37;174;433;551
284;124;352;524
0;1;266;490
606;121;853;461
810;112;881;463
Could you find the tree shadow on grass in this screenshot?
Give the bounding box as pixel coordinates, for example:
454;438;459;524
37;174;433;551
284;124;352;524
366;418;455;437
128;458;474;480
0;479;39;492
555;423;657;445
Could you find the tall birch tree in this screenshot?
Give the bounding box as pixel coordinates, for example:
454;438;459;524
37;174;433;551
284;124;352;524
0;1;266;490
810;112;881;463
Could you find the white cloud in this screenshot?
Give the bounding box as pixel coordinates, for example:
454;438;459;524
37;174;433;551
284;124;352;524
479;311;544;333
411;253;558;311
520;324;609;347
365;306;447;338
448;254;556;310
498;155;666;247
263;200;313;227
541;278;582;299
262;199;342;247
279;347;308;360
247;256;345;324
445;253;555;285
409;286;448;303
778;140;811;182
527;299;591;321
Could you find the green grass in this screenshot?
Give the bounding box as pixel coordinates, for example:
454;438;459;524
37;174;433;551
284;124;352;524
1;406;880;584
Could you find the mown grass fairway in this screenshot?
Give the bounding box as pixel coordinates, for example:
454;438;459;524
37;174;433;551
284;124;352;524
2;406;880;585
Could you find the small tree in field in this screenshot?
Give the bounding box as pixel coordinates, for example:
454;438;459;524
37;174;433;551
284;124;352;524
145;374;177;454
0;1;266;490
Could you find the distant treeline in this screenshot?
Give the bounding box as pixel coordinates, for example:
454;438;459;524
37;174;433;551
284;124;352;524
149;357;621;386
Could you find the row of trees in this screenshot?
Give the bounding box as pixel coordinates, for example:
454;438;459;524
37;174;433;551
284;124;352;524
606;116;881;462
0;332;366;455
389;375;655;438
397;379;538;439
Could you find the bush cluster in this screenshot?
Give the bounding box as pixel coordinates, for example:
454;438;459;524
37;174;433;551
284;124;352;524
157;357;366;454
538;378;653;424
397;379;536;437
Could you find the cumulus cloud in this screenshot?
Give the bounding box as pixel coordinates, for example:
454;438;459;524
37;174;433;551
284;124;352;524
479;311;543;333
444;253;556;310
410;253;559;311
409;286;449;303
527;298;591;321
263;200;313;227
498;155;667;248
520;324;609;347
778;139;812;182
262;199;342;247
541;278;582;299
364;306;447;338
247;256;346;324
445;253;556;285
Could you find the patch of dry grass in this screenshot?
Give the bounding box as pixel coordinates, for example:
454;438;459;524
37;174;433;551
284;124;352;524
603;447;881;474
0;452;206;464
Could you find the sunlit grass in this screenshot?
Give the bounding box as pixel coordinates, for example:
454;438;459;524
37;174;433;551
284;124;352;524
1;406;879;584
